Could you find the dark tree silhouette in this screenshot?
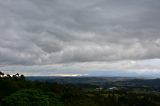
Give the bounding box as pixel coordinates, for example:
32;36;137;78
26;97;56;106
19;74;25;80
0;71;4;77
6;74;11;78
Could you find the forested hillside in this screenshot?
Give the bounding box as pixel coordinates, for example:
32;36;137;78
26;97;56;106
0;72;160;106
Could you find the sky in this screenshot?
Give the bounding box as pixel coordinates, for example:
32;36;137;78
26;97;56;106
0;0;160;77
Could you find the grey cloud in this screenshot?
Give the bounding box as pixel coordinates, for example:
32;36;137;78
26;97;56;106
1;59;160;77
0;0;160;66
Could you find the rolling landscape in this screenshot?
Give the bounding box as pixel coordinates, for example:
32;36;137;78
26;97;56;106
1;72;160;106
0;0;160;105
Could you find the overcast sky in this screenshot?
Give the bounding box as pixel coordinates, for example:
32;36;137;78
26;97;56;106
0;0;160;77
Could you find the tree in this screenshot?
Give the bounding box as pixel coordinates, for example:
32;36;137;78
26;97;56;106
0;71;4;77
15;73;19;77
6;74;11;78
19;74;25;80
1;89;64;106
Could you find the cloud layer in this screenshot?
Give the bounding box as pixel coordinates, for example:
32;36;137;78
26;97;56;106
0;0;160;76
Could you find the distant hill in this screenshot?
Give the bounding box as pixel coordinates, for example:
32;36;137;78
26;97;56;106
26;76;160;89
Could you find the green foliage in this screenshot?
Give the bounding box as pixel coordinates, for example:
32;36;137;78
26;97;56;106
1;89;63;106
0;72;160;106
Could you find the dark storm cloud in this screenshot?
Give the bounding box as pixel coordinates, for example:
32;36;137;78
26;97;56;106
0;0;160;66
